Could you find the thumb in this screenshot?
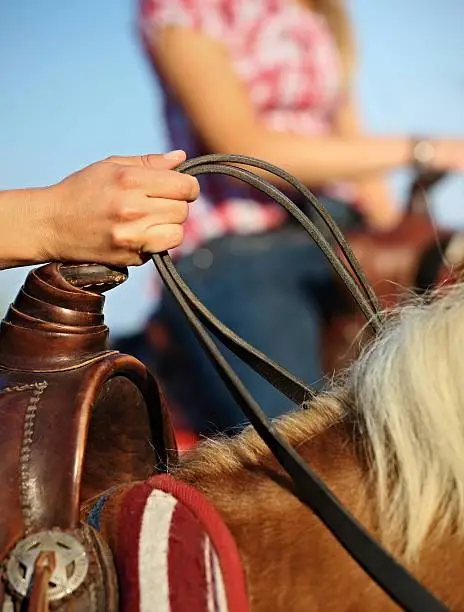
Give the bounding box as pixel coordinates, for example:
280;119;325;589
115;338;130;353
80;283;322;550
108;150;187;170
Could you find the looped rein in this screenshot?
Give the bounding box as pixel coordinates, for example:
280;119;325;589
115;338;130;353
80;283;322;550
152;153;447;612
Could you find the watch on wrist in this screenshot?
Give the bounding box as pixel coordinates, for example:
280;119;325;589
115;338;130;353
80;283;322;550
411;138;436;171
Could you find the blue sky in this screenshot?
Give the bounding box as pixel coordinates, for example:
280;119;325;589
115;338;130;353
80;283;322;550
1;0;463;334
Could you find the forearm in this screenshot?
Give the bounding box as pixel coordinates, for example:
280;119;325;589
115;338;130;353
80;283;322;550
228;127;402;229
217;129;412;187
0;187;51;270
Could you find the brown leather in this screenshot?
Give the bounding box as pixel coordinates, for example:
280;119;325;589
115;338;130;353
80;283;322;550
28;551;55;612
324;212;456;372
0;262;178;610
341;216;452;300
323;172;464;373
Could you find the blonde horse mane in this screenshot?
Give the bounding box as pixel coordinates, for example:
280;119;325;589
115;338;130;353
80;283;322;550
352;281;464;559
177;282;464;561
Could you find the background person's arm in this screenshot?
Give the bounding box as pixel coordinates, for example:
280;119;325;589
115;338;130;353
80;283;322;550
144;27;464;187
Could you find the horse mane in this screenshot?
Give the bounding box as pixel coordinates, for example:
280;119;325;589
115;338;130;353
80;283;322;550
351;281;464;559
175;282;464;561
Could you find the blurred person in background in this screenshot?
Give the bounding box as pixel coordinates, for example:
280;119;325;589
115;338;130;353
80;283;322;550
138;0;464;435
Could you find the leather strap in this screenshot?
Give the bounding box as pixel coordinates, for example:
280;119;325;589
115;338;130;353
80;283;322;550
28;551;55;612
152;153;447;612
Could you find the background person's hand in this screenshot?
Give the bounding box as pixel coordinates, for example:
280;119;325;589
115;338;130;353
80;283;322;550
433;139;464;173
42;150;199;266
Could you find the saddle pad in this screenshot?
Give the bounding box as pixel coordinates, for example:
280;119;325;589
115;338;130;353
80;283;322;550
87;474;249;612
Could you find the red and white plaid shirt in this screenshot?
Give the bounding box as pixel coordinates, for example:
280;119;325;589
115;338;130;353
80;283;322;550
139;0;352;261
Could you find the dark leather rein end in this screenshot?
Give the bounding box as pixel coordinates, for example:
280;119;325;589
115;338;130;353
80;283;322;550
152;153;447;612
59;263;128;293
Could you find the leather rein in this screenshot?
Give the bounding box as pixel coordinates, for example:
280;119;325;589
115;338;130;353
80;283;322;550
152;153;447;612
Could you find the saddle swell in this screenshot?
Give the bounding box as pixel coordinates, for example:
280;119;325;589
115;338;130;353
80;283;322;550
0;263;177;610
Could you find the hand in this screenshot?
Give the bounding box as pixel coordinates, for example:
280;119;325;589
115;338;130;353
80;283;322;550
432;139;464;173
354;176;403;233
41;151;199;266
364;207;403;233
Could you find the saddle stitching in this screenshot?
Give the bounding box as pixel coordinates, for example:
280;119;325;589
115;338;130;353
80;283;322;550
17;381;48;532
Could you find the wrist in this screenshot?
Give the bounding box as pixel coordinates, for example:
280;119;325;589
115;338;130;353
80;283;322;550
410;137;436;172
0;187;56;269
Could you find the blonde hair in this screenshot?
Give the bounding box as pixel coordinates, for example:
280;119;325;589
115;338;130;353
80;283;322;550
309;0;356;91
351;283;464;559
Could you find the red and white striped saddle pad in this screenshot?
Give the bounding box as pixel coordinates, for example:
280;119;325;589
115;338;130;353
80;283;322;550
87;474;249;612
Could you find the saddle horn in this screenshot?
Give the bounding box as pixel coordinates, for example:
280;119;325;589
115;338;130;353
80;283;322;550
0;262;177;611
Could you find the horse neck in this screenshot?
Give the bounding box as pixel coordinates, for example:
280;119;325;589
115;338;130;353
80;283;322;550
184;420;384;610
193;420;464;611
296;423;464;611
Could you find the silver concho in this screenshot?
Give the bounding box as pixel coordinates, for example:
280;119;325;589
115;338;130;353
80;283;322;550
6;530;89;601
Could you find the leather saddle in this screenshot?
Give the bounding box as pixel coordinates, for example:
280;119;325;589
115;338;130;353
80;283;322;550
324;172;464;372
0;263;177;611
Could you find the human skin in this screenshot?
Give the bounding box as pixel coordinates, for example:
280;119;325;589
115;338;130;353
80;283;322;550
0;150;200;270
